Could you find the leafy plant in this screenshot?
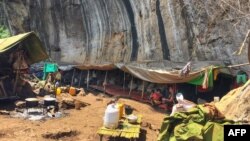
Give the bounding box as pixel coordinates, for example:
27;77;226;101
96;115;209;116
0;25;10;39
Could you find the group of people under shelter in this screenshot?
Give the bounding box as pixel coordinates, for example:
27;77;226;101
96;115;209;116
149;86;175;109
149;85;196;113
53;69;196;113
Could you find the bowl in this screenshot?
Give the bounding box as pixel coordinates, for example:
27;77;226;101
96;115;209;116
127;114;138;123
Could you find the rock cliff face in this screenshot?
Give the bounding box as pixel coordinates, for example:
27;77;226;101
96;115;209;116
1;0;250;69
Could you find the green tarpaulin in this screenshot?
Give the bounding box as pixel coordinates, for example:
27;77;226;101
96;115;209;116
157;105;236;141
188;67;214;88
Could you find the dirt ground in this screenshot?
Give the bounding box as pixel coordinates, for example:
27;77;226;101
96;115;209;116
0;93;166;141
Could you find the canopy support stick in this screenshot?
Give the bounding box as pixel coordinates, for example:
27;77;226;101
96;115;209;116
104;71;108;94
141;80;145;99
78;70;83;87
129;76;133;97
70;68;75;86
123;72;125;90
87;70;90;90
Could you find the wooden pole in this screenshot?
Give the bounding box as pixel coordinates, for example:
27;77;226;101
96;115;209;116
87;70;90;90
70;68;75;86
129;76;133;97
216;62;250;70
104;71;108;94
123;72;126;90
141;80;145;99
78;70;83;87
248;37;250;63
13;52;21;95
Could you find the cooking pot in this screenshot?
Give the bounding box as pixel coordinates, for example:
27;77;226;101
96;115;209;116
127;114;138;123
43;97;57;107
25;98;39;108
125;105;133;115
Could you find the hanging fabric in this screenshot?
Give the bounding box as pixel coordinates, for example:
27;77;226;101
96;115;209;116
213;69;220;81
12;50;28;70
236;74;247;84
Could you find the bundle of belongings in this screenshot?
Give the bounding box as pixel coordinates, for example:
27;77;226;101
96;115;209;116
170;93;196;116
157;103;237;141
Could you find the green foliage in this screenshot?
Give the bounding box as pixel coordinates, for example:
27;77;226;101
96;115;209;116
0;25;10;39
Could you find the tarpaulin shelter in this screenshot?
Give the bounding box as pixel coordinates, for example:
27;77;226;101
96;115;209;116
72;61;229;88
71;61;230;99
115;61;228;88
74;61;227;82
0;32;48;99
0;32;48;64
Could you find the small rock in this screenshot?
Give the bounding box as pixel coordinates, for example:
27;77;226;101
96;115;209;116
77;88;86;96
60;97;75;109
0;110;10;115
74;100;81;110
15;101;26;108
99;94;106;98
148;123;154;130
141;122;149;128
62;97;75;105
96;98;103;101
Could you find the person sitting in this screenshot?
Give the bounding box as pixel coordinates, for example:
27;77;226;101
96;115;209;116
150;89;163;106
54;70;62;86
162;86;175;110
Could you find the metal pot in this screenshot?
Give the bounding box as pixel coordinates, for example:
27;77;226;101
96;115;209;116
125;105;133;115
43;97;56;107
25;98;39;108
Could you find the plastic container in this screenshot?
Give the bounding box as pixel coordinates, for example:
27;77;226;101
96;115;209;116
44;63;58;73
103;104;119;129
127;114;138;123
214;97;220;102
116;103;124;119
56;87;62;96
69;87;76;96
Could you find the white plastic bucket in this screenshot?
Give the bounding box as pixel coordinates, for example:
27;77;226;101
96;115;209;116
103;104;119;129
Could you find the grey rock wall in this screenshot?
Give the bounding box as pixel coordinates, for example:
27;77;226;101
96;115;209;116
1;0;250;71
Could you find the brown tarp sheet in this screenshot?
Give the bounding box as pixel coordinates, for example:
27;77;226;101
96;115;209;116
74;61;229;84
115;61;228;84
119;65;205;84
75;63;115;70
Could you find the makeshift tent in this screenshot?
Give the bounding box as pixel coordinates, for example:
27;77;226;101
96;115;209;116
0;32;48;64
73;61;229;88
0;32;48;99
116;61;227;88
